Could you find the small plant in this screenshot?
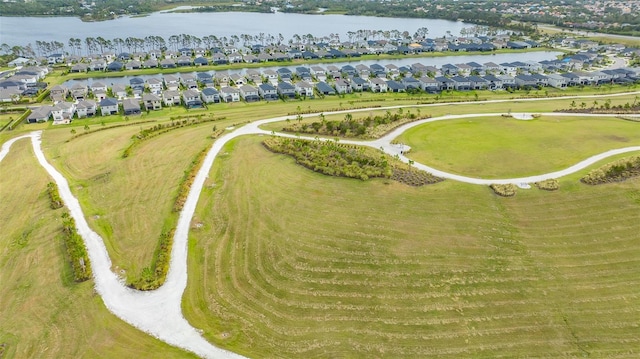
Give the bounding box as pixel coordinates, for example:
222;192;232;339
535;178;559;191
581;156;640;185
46;182;64;209
490;183;517;197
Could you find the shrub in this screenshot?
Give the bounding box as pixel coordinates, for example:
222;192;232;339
131;229;174;291
535;178;559;191
47;182;64;209
581;156;640;185
60;212;92;282
490;183;517;197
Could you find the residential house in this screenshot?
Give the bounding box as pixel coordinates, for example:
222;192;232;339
162;90;181;106
146;78;163;94
351;77;369;92
258;83;278;101
546;73;568;88
497;75;516;88
111;84;127;99
230;73;245;86
183;89;203;108
76;100;97;118
386;80;406;93
70;83;88;101
99;97;119;116
294;81;314;98
435;76;455;91
482;74;503;90
220;86;240;102
50;102;76;124
122;98;141;115
315;81;336;95
143;59;158;68
239;85;259;102
142;93;162;110
369;78;388;92
164;75;180;91
160;59;176;68
277;81;296;98
201;87;220;104
27;106;53;123
467;75;489;90
214;72;230;87
334;79;351;94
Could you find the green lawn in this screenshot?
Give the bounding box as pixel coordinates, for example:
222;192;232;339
183;136;640;358
397;115;640;178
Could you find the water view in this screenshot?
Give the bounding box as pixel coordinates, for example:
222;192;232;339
1;11;472;46
60;51;563;87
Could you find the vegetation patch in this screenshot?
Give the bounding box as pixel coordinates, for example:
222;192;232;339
490;183;517;197
122;115;226;158
581;156;640;185
67;119;156;142
60;212;92;282
263;137;441;185
46;182;64;209
535;178;559;191
131;229;174;291
283;108;428;139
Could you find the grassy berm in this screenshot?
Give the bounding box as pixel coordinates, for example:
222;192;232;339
184;136;640;358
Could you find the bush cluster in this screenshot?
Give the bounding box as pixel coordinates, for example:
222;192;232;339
60;212;92;282
535;178;559;191
131;229;174;291
47;182;64;209
490;183;517;197
283;109;427;139
581;156;640;185
67;119;156;142
264;137;392;180
122;115;226;158
263;137;442;186
286;104;383;116
391;166;444;186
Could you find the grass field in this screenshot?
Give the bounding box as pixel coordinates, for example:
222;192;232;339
2;89;640;357
182;136;640;358
397;115;640;178
0;139;195;359
41;121;231;283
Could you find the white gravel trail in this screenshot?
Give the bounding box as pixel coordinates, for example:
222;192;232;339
0;93;638;358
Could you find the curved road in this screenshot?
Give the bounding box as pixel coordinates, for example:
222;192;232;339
1;94;640;358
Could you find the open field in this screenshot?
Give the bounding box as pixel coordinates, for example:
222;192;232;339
0;139;195;359
41;120;234;283
183;136;640;358
397;115;640;178
2;88;640;357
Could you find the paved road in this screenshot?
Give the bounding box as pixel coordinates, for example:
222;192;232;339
1;91;639;358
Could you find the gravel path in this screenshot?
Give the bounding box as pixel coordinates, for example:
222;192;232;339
1;91;639;358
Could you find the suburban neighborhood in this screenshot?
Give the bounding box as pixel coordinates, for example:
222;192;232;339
1;33;639;125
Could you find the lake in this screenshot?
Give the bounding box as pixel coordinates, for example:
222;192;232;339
1;11;473;47
61;51;563;88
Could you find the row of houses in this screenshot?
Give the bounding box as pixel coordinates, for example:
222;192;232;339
31;63;639;125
